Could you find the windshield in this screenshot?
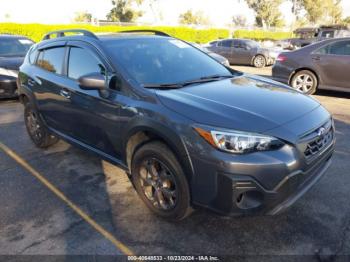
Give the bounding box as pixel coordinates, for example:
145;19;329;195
0;38;34;57
105;38;232;85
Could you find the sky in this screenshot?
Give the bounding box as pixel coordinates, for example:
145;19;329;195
0;0;350;27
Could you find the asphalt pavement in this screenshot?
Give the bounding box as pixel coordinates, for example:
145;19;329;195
0;66;350;261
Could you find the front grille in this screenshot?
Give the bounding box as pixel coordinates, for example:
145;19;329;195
303;121;333;159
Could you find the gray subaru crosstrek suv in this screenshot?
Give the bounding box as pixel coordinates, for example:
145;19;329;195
18;30;335;220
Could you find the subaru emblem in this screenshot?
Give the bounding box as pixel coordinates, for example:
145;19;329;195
317;127;326;138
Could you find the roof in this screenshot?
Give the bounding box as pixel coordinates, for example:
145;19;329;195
294;27;317;34
97;33;170;42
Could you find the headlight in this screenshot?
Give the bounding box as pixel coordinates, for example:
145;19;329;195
0;67;18;77
194;126;284;154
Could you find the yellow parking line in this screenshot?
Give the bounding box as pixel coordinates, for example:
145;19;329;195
0;141;134;256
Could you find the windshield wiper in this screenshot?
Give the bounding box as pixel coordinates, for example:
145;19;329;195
181;74;233;86
143;74;233;89
143;83;183;89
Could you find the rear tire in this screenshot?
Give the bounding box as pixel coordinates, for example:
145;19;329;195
24;102;59;148
253;55;266;68
290;70;318;95
131;141;192;220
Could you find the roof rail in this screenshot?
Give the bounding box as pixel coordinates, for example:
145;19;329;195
118;29;170;37
42;29;98;40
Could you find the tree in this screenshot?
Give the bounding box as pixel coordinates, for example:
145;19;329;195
107;0;143;22
178;10;210;25
74;11;92;23
301;0;342;24
291;0;303;19
343;16;350;25
232;15;248;27
245;0;284;28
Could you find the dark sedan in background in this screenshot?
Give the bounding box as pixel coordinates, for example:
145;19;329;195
0;35;34;98
207;38;277;68
191;43;230;66
272;38;350;94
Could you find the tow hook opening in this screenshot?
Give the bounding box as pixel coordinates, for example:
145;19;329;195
236;191;264;210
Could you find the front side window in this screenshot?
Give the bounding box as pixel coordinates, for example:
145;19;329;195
68;47;105;80
105;38;232;85
37;47;65;74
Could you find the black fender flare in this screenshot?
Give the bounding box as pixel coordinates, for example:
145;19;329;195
121;116;195;183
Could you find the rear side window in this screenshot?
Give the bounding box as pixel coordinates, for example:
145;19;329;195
219;40;232;47
68;47;105;80
36;47;65;74
328;41;350;55
317;41;350;56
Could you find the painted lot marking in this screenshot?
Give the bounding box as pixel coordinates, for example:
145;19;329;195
0;141;134;256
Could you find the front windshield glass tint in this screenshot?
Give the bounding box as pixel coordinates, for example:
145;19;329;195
105;38;232;85
0;38;34;57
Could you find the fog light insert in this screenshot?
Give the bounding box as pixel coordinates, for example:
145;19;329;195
236;191;264;210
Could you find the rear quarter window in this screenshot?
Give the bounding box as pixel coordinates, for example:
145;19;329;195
28;47;38;64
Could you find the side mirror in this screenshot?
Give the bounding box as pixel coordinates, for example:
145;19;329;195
78;73;106;90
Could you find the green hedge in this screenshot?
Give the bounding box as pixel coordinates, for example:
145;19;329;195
0;23;294;43
233;29;293;41
0;23;229;44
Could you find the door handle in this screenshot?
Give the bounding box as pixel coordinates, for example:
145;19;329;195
60;89;71;99
28;79;35;87
28;76;42;87
312;56;321;61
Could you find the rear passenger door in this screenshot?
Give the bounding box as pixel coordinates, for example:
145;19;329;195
216;40;233;62
33;42;70;131
312;40;350;89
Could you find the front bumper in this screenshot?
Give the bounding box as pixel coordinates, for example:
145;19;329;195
0;75;18;98
189;135;335;216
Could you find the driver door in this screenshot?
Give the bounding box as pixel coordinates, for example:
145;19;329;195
58;41;123;158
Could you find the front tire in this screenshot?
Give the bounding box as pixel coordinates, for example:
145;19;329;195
24;102;59;148
131;141;192;220
253;55;266;68
290;70;318;95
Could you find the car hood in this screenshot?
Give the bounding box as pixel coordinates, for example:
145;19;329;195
156;75;321;134
0;56;24;70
